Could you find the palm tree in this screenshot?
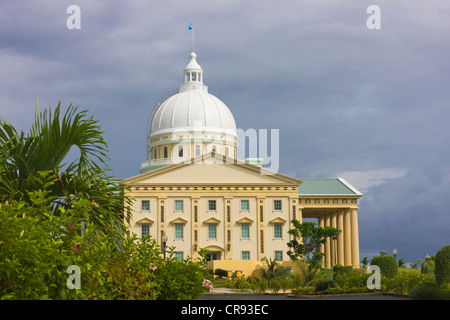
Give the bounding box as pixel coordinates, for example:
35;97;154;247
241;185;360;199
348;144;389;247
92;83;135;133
361;257;370;268
258;257;291;285
0;101;131;240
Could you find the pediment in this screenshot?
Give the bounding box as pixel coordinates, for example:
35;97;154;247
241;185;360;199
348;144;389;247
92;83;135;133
136;217;154;225
122;153;301;186
170;217;188;225
269;217;287;224
236;217;254;224
204;217;221;224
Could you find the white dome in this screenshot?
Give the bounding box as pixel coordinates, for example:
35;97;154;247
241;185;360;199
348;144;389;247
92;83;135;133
150;90;237;136
149;51;237;138
141;51;238;173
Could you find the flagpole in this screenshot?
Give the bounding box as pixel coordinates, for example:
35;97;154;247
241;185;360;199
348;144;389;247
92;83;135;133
191;22;195;52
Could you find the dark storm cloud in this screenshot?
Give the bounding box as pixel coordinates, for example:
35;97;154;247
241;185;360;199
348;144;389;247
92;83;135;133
1;0;449;263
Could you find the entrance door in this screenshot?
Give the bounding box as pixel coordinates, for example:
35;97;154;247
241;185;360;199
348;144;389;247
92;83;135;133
206;251;221;261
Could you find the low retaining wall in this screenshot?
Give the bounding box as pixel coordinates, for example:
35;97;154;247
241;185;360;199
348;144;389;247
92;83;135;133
207;260;302;278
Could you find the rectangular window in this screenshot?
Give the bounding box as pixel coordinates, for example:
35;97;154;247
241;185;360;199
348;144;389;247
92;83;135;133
273;200;282;211
175;200;183;211
141;224;149;237
208;224;217;239
241;223;250;239
141;200;150;211
241;251;250;260
208;200;216;211
274;223;282;239
240;200;249;211
175;252;184;261
175;224;183;239
274;251;283;261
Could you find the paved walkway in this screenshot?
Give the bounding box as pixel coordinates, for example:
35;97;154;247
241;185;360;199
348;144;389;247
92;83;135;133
202;287;410;300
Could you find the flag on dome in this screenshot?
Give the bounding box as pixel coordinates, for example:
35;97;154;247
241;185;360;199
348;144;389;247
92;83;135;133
188;22;193;30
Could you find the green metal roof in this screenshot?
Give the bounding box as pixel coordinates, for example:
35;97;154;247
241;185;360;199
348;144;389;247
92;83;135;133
298;178;362;196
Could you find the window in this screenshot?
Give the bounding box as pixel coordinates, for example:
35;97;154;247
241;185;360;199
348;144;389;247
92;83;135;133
274;223;282;239
241;223;249;239
208;200;216;211
175;224;183;239
178;146;183;157
164;147;168;159
141;200;150;211
241;251;250;260
212;145;216;152
154;149;157;160
208;224;217;239
141;224;149;237
175;252;184;261
195;145;200;156
274;251;283;261
273;200;282;211
240;200;249;211
225;147;229;156
175;200;183;211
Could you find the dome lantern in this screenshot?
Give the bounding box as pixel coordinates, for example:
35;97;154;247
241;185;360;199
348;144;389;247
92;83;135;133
178;51;208;93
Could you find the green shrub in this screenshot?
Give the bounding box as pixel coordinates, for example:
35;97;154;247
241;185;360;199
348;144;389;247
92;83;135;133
420;261;435;275
324;287;346;294
0;187;212;300
334;271;370;290
370;255;398;278
314;279;335;292
214;268;228;278
410;282;450;300
387;271;432;295
435;245;450;286
292;286;315;295
333;264;353;277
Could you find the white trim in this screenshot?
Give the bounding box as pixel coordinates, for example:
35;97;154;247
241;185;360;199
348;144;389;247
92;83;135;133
338;178;363;196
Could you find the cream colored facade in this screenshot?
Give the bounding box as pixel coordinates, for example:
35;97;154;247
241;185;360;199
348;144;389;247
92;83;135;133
122;48;363;274
122;154;363;269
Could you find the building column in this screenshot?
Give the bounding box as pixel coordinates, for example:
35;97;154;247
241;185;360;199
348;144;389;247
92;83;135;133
318;215;325;268
330;212;337;267
344;209;352;266
337;211;345;265
351;208;360;268
325;214;331;269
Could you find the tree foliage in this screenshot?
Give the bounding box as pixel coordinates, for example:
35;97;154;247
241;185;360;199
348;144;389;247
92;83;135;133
0;102;131;240
0;173;211;300
287;220;341;268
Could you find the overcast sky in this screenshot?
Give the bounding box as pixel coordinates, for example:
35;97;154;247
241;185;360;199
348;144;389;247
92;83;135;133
1;0;449;264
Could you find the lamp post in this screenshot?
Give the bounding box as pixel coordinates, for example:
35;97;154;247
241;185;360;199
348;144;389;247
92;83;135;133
162;232;168;260
393;248;397;260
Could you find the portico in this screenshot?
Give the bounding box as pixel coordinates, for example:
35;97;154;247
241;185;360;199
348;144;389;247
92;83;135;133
298;178;362;268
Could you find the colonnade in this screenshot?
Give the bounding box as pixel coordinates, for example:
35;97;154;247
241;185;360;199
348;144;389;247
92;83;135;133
317;208;360;268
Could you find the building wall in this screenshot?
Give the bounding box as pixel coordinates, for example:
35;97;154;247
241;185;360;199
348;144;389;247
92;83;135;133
123;164;362;268
125;186;298;263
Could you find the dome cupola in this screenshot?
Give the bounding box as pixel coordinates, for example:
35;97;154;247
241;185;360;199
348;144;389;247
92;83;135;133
140;51;238;173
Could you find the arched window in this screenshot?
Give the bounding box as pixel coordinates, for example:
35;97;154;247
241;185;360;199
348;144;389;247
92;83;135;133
178;146;183;157
225;147;229;156
195;145;201;156
164;147;168;159
212;145;216;153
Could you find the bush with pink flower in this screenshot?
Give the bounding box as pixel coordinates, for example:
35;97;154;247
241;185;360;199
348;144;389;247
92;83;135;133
0;173;212;300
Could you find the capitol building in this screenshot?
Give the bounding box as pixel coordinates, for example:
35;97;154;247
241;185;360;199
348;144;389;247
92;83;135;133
122;49;363;274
